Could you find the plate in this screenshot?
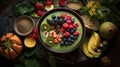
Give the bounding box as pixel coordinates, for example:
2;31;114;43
37;8;86;53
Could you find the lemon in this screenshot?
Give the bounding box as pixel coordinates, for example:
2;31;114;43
24;37;36;48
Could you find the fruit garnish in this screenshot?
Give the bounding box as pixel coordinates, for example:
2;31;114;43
73;23;78;28
35;2;44;10
74;30;79;36
62;23;69;29
69;25;74;29
41;23;50;32
24;37;36;48
63;31;70;37
66;20;72;25
61;13;67;19
37;10;44;16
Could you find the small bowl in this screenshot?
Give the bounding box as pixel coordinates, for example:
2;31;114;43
66;1;83;10
14;15;35;36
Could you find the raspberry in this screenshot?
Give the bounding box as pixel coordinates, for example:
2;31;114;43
33;27;37;34
37;10;44;16
73;23;78;28
46;1;52;6
66;16;71;20
62;23;68;29
64;32;70;37
69;25;74;29
32;33;37;39
35;2;44;10
60;28;66;33
66;20;72;25
61;13;66;19
74;30;79;36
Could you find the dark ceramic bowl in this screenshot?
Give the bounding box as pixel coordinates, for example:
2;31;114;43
37;8;86;53
14;15;35;36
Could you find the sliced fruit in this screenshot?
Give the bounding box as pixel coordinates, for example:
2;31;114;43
88;32;100;49
43;31;49;37
45;5;54;11
45;38;54;47
24;37;36;48
87;32;101;57
41;23;50;32
82;42;94;58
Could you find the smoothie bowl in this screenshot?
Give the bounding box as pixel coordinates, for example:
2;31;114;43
37;8;86;53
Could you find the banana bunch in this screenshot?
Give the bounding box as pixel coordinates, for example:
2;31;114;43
83;32;101;58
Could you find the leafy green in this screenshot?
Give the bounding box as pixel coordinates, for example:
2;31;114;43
24;58;39;67
13;4;34;15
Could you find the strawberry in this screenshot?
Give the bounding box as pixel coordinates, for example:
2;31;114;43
62;23;68;29
37;10;44;16
66;20;72;25
69;24;74;29
35;2;44;10
64;32;70;37
73;23;78;28
46;1;52;6
74;30;79;36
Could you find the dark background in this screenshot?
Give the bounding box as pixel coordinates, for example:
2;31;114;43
0;0;120;67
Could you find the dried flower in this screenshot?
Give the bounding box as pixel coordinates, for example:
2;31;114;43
89;7;96;16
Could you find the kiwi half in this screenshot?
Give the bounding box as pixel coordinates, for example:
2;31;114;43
45;38;54;47
41;23;50;32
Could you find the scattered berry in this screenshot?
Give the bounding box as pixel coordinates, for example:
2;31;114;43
37;10;44;16
62;23;69;29
73;23;78;28
61;13;66;19
74;30;79;36
66;20;72;25
64;31;70;37
69;25;74;29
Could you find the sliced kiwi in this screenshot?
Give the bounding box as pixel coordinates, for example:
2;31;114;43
45;38;54;47
41;23;50;32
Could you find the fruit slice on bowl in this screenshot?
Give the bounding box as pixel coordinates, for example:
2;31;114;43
24;37;36;48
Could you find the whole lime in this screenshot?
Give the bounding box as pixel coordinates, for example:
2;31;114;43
99;22;117;40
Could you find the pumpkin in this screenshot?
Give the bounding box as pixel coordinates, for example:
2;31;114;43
0;33;22;59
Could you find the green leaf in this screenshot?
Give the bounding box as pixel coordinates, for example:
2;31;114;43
48;56;57;67
14;4;34;15
24;58;39;67
24;49;36;58
96;10;103;20
34;46;44;59
53;0;58;8
98;6;110;13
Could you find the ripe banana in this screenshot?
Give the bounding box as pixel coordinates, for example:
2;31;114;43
82;32;101;58
82;42;94;58
87;32;101;56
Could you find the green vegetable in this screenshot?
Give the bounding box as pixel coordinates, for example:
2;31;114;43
13;4;34;15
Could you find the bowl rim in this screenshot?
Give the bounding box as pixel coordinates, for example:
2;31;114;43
14;15;35;36
37;8;86;53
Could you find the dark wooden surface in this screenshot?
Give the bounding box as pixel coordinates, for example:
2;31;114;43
0;1;120;67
